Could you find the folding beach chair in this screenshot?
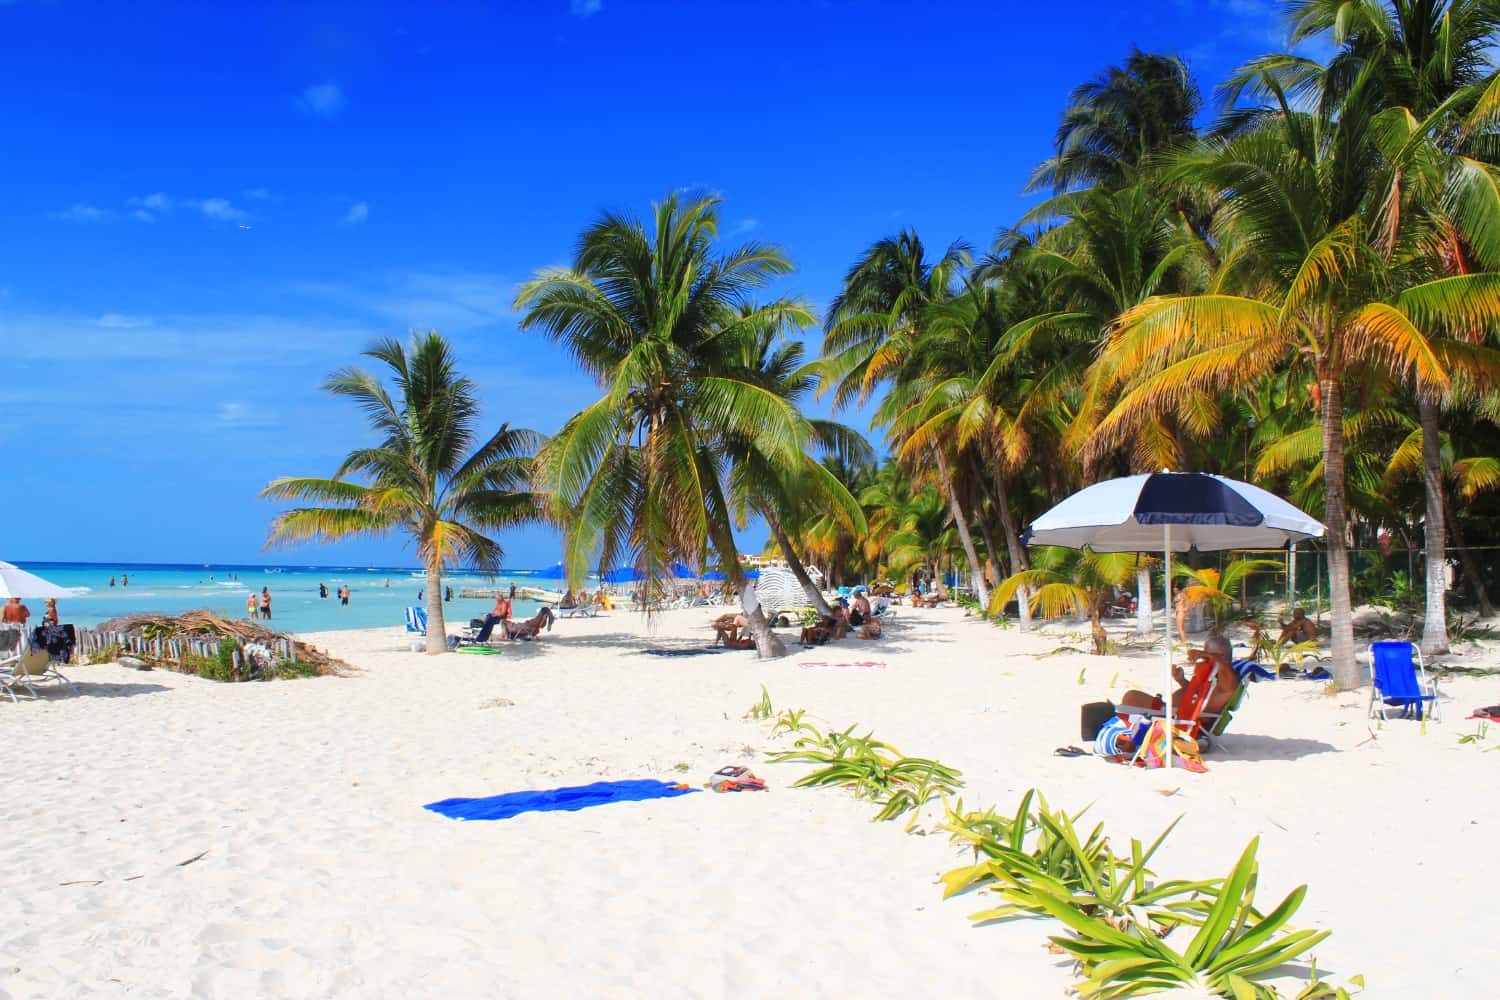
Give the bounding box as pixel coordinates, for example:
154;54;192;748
1197;679;1247;751
404;606;428;635
1128;654;1219;765
1368;641;1440;722
1;626;77;700
0;625;25;703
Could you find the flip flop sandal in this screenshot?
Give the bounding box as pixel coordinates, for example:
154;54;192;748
1054;746;1088;758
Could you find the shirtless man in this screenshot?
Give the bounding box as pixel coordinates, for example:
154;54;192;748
1098;634;1240;754
2;598;30;625
851;591;872;625
1278;608;1318;645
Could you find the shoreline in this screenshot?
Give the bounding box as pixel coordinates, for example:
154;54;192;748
3;606;1494;996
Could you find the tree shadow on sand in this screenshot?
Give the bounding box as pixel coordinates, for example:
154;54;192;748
1209;734;1338;762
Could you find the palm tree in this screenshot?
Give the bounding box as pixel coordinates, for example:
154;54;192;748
1087;81;1500;689
262;333;544;654
992;546;1142;654
822;231;993;607
1174;558;1285;629
514;193;813;658
724;330;871;617
1237;0;1500;653
1028;49;1201;194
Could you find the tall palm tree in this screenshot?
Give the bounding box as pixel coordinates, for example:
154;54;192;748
1236;0;1500;653
262;332;544;654
822;231;992;607
1087;81;1500;689
514;193;813;658
724;330;871;616
1028;49;1201;194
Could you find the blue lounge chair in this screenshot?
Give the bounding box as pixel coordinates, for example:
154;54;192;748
405;606;428;636
1367;641;1440;722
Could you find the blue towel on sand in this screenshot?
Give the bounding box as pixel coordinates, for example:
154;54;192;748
425;779;698;821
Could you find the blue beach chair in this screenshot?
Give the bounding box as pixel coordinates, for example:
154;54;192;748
405;606;428;636
1367;641;1440;722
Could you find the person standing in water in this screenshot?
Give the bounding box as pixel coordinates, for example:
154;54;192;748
246;593;259;619
109;576;116;587
340;585;350;606
319;583;328;599
259;588;272;620
121;574;129;587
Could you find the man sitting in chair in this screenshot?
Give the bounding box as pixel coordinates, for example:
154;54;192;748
1093;634;1240;756
474;594;512;642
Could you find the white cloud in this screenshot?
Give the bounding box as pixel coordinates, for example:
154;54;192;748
96;314;153;329
243;187;279;202
189;197;251;223
299;82;346;117
51;203;112;223
729;218;759;235
217;402;276;429
289;271;517;331
131;192;173;212
343;201;370;225
569;0;602;15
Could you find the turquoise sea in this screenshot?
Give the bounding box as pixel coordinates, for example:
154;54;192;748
12;562;558;634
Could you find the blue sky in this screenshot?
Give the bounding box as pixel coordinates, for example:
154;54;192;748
1;0;1291;569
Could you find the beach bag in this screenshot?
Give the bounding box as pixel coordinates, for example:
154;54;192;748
1137;719;1208;772
1081;701;1116;740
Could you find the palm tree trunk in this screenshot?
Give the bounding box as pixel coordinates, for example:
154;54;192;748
770;516;833;616
1444;493;1494;616
934;449;990;609
424;560;446;655
990;467;1032;628
1319;377;1359;689
1418;396;1451;654
743;596;786;658
1135;564;1153;636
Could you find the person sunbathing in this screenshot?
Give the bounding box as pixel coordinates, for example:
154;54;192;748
1278;607;1318;645
800;614;836;647
857;617;882;640
1094;634;1240;754
474;594;513;642
711;613;749;646
506;607;555;640
851;592;871;624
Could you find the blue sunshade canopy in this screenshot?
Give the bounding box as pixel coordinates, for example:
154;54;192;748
531;562;568;579
601;566;644;583
1023;472;1324;552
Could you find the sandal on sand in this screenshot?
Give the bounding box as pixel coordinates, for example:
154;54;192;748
1054;746;1088;758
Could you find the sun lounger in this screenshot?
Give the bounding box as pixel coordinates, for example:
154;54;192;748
556;602;600;619
1368;641;1440;722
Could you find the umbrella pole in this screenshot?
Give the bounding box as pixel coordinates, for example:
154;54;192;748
1163;525;1173;771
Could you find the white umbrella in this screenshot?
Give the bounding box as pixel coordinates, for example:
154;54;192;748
1021;472;1325;768
0;561;80;600
753;566;805;615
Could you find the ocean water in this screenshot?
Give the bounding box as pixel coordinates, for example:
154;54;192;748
11;562;562;635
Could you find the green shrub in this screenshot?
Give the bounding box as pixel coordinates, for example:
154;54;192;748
274;658;320;679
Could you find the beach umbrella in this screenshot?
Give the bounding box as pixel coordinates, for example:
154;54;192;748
0;561;78;599
745;568;760;580
532;562;568;580
668;561;696;579
1021;471;1324;768
602;566;644;584
701;570;727;582
753;566;803;615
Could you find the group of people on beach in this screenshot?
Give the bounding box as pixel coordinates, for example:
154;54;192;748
245;588;273;620
3;597;60;627
800;591;882;646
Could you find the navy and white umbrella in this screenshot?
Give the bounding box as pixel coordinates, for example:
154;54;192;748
1023;472;1324;766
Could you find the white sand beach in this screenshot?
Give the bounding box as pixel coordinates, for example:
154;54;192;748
3;606;1495;998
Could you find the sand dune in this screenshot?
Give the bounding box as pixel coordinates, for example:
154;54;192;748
2;606;1493;997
